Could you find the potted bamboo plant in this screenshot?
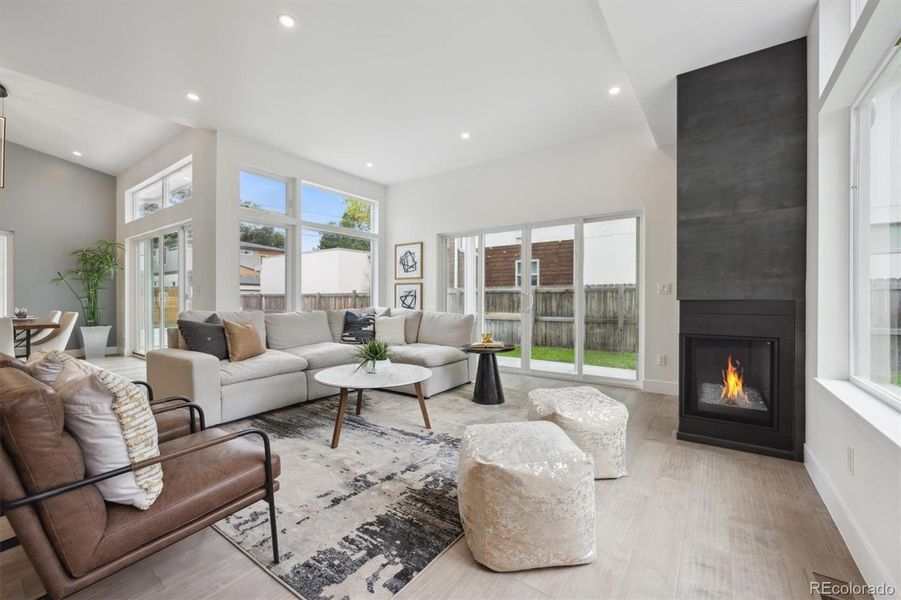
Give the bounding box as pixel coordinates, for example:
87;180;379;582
52;240;123;359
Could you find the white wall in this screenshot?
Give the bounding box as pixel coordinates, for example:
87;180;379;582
384;126;677;390
115;128;218;352
805;3;901;597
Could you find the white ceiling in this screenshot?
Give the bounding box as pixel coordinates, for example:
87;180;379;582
597;0;818;149
0;69;185;175
1;0;646;183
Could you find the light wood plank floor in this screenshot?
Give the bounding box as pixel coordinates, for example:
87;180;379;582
1;357;865;600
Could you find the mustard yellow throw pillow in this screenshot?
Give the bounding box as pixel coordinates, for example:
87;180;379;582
223;319;266;362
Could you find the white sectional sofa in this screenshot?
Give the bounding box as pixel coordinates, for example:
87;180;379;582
146;308;476;425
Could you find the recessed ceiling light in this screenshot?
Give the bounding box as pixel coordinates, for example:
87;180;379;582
278;14;296;28
460;131;471;140
608;86;621;96
365;162;374;168
186;92;200;102
72;151;82;157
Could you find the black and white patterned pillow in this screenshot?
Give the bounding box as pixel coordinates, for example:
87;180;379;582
341;311;375;344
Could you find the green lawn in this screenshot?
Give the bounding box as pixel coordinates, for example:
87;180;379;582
505;345;637;370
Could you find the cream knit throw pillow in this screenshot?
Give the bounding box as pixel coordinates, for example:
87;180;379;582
55;364;163;509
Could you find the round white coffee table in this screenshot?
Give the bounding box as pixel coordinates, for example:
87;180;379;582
314;363;433;448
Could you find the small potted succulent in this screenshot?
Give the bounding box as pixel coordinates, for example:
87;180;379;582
355;339;392;374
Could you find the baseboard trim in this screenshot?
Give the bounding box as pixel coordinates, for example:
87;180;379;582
64;346;119;359
804;444;899;599
642;378;678;395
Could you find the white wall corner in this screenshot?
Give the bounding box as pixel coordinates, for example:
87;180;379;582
642;378;678;396
804;444;900;599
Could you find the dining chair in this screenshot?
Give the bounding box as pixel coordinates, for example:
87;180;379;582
0;317;14;356
30;312;79;353
29;310;63;345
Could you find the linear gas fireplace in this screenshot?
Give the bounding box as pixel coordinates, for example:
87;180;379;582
679;301;801;459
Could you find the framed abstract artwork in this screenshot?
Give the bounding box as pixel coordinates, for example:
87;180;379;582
395;283;423;310
394;241;423;279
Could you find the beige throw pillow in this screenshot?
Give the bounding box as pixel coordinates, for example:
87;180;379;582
54;364;163;509
223;319;266;362
25;349;75;385
375;315;407;346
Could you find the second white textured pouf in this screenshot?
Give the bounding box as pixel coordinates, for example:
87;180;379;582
528;386;629;479
457;421;596;572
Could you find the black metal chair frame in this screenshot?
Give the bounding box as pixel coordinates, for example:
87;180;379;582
0;385;280;563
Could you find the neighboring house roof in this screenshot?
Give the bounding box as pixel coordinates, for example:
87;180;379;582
240;241;285;253
240;275;260;286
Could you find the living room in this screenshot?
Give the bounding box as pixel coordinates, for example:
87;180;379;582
0;1;899;599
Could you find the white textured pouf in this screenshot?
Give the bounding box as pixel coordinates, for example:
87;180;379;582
528;386;628;479
457;421;596;572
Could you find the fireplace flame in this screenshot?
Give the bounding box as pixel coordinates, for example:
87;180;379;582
720;355;747;405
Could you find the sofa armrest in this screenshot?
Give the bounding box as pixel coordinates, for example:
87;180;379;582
147;349;222;425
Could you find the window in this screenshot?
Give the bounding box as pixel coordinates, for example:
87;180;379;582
130;159;192;221
852;46;901;407
239;222;287;313
0;231;12;316
300;183;376;311
240;170;289;215
515;259;540;287
301;183;373;232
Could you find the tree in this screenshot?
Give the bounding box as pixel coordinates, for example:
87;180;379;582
240;224;285;249
318;198;371;251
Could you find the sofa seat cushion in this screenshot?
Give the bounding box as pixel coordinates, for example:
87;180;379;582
219;350;307;386
283;342;358;370
89;428;280;571
389;343;467;368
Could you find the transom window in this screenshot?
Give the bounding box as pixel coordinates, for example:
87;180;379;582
130;160;192;221
240;170;289;215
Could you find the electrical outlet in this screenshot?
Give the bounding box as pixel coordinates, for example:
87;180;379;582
847;446;855;476
657;283;673;295
656;354;667;366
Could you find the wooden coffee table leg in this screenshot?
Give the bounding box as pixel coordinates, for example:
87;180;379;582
355;389;363;416
331;388;348;448
415;382;431;429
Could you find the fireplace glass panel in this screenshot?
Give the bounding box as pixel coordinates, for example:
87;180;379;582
685;336;775;425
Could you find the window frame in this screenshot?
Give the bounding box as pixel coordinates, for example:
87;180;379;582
514;258;540;287
236;172;379;312
127;156;192;222
0;231;13;316
239;167;294;218
849;44;901;411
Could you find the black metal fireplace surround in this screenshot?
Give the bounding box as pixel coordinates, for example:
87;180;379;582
679;300;800;460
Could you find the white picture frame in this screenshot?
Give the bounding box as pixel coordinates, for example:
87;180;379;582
395;241;423;279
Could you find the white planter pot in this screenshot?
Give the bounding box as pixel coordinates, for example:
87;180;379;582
363;359;392;374
80;325;111;360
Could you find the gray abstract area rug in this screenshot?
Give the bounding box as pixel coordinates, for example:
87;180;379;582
214;384;529;600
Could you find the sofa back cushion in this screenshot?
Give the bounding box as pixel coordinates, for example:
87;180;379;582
180;310;266;347
417;312;475;348
264;311;332;350
0;368;106;577
389;308;424;344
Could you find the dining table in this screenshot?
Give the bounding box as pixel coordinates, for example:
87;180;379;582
13;319;61;359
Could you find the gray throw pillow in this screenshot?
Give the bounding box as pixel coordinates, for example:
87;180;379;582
177;315;228;360
341;311;375;344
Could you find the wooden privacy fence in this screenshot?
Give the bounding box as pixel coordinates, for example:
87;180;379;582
241;292;370;313
448;284;638;353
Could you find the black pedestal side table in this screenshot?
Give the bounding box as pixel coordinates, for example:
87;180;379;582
461;344;516;405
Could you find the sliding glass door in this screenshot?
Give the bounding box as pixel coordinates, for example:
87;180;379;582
131;224;193;355
441;214;640;382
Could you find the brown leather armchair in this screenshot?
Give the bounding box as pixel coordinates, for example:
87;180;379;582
0;368;281;600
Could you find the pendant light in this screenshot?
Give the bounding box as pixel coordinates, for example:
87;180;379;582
0;83;6;188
